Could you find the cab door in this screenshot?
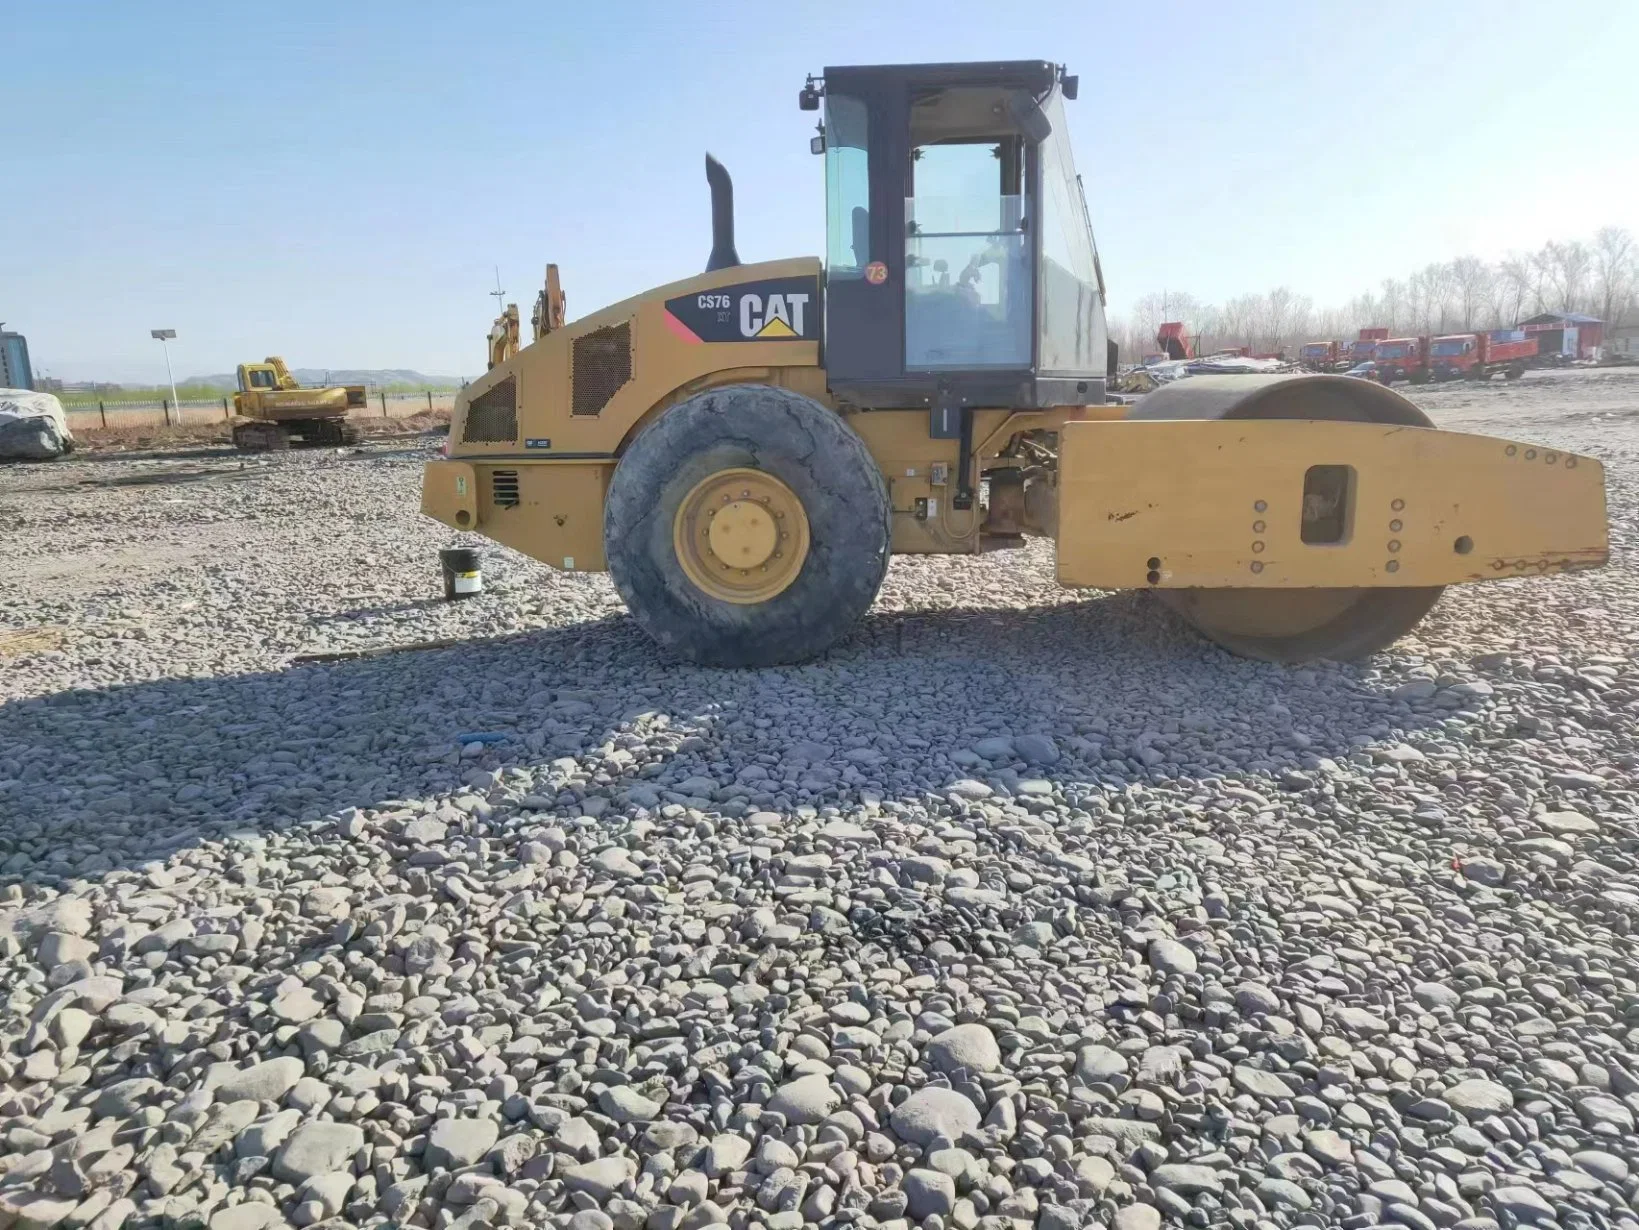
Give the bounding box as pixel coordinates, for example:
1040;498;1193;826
821;83;906;386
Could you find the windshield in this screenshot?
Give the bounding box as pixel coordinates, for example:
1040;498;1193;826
1430;339;1471;356
1378;342;1413;358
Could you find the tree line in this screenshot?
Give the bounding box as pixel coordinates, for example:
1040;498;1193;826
1111;226;1637;359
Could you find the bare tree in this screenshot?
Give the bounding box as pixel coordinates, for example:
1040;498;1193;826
1194;304;1225;353
1129;290;1203;351
1448;256;1491;330
1106;314;1135;361
1380;278;1405;334
1593;226;1636;326
1540;240;1593;313
1311;305;1349;343
1262;287;1311;356
1344;291;1380;338
1495;255;1531;325
1127;293;1166;351
1219;294;1261;350
1528;244;1561;315
1423;263;1458;332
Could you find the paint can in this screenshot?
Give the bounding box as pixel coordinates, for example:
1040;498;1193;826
440;547;482;600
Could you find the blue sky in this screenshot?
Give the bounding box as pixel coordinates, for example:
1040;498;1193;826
6;0;1635;384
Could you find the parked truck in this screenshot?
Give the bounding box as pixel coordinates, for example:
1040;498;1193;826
1156;322;1194;360
1299;340;1344;371
1349;327;1389;364
1374;336;1430;385
1430;329;1538;382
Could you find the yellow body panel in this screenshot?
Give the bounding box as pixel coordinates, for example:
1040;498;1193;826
234;357;367;422
423;458;611;572
451;257;822;457
237;387;353;419
431;399;1111;561
421;460;478;528
1055;419;1608;589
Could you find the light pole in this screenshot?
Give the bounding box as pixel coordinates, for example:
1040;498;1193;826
150;329;179;425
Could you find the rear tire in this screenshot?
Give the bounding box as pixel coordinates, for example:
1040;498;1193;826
604;384;890;666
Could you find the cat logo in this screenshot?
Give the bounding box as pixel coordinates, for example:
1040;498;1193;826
663;275;819;344
740;292;808;339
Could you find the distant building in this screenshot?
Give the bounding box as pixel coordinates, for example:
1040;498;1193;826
1606;322;1639;359
1517;311;1604;360
0;327;33;390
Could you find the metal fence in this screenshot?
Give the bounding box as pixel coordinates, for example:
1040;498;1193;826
62;390;458;431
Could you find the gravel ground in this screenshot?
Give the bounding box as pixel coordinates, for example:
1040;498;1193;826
1;368;1637;1230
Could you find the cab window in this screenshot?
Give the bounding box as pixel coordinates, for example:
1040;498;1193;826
824;94;870;279
904;112;1032;370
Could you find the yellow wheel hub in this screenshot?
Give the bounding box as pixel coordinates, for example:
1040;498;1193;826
673;468;810;604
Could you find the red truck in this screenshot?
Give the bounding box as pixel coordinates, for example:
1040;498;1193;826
1300;340;1344;371
1374;336;1430;385
1156;322;1194;360
1349;327;1389;365
1429;329;1539;382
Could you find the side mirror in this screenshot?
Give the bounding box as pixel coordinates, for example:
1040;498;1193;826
798;86;821;111
1061;74;1079;100
810;134;826;155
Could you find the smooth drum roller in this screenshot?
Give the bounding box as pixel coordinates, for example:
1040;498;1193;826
1126;374;1444;662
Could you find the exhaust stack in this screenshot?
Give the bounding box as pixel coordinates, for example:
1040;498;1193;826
705;154;741;273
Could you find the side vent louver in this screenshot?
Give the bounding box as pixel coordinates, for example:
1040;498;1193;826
462;376;517;443
572;322;632;416
491;470;520;508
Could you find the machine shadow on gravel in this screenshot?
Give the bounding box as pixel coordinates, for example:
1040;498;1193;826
0;591;1449;888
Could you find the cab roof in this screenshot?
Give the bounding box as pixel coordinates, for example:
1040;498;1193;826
822;60;1059;93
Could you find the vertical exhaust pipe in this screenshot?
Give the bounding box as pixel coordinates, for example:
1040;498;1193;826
705;154;741;273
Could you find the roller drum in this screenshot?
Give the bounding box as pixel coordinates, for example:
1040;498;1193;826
1126;373;1444;662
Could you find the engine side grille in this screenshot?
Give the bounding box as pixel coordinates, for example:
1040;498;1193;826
491;469;520;508
462;376;517;443
572;322;632;416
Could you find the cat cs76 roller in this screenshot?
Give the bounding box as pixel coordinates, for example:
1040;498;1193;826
422;60;1607;666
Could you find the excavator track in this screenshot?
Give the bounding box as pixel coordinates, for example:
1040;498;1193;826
291;418;363;447
230;421;290;453
232;417;360;452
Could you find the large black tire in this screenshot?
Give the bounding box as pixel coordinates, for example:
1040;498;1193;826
604;384;891;666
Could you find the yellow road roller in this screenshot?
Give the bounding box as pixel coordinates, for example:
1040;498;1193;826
422;59;1607;666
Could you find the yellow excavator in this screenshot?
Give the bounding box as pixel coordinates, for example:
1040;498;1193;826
231;357;366;451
